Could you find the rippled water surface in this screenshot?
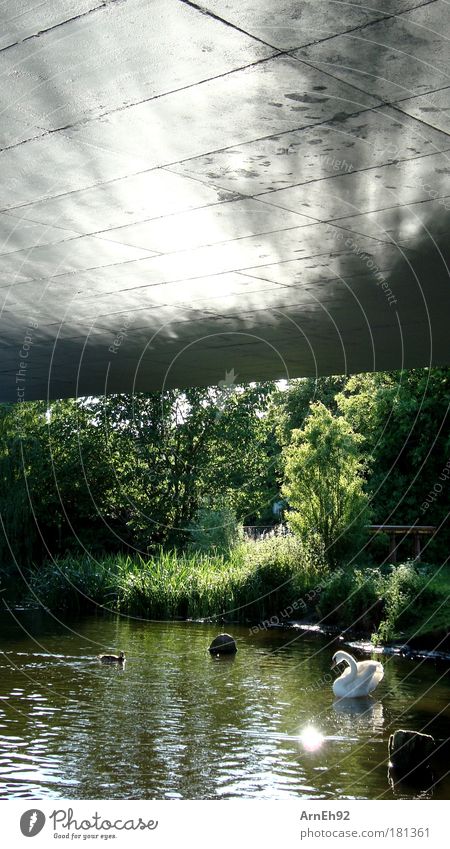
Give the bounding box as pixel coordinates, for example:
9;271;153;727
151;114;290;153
0;611;448;800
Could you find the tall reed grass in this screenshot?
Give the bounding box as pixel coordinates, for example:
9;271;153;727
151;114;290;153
26;543;448;644
27;536;324;621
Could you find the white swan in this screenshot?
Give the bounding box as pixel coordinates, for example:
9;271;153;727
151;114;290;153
331;650;384;698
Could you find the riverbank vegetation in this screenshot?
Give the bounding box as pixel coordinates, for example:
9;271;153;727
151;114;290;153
25;545;449;647
1;367;449;645
27;537;324;621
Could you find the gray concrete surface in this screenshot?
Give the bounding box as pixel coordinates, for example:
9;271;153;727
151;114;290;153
1;0;449;401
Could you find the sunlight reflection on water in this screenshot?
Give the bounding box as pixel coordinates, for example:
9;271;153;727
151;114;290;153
0;614;448;800
299;725;324;752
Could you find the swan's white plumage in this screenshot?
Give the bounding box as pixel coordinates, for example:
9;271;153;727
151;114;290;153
332;650;384;698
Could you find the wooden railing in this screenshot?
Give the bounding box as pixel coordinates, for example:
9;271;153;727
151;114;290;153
243;525;289;540
244;523;436;562
368;525;436;563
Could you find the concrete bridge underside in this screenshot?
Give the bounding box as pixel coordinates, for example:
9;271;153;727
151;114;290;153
1;0;449;402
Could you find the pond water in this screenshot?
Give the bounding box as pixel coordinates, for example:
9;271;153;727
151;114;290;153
0;610;448;800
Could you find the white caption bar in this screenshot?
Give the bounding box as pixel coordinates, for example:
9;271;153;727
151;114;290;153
0;799;447;848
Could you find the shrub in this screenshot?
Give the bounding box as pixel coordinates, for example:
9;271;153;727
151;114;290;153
188;498;242;554
316;566;385;631
376;562;441;642
234;535;327;622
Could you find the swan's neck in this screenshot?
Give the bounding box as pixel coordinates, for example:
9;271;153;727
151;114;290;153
344;654;358;681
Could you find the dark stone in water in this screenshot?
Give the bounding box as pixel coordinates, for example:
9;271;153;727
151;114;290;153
388;763;435;795
388;729;435;774
208;633;237;655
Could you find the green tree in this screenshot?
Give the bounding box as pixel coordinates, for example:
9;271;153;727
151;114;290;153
90;384;278;547
337;368;450;561
282;402;370;566
269;376;346;446
0;383;279;568
0;401;57;570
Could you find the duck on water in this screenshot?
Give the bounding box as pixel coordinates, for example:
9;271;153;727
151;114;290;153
98;651;126;664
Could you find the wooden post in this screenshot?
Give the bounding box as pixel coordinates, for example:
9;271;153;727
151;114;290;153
414;532;421;562
368;525;435;565
389;532;397;564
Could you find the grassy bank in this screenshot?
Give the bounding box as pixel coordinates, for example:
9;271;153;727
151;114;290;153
24;539;449;646
26;537;325;622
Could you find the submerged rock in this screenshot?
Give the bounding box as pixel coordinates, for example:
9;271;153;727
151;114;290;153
208;633;237;655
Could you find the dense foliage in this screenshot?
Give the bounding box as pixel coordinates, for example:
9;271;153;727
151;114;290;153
282;402;370;566
0;367;448;641
0;384;278;569
336;369;450;562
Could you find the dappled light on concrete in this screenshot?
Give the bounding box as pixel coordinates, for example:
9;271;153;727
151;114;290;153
0;0;449;401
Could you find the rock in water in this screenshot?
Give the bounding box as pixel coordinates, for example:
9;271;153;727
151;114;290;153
208;633;237;655
388;729;435;774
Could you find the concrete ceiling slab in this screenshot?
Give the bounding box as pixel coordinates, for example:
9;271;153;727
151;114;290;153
396;87;450;134
0;0;449;402
0;134;150;210
199;0;428;50
0;115;45;150
11;169;239;234
170;105;450;195
294;1;450;103
0;0;273;131
0;213;79;255
99;198;313;252
62;55;379;167
332;200;450;244
258;153;450;219
0;2;108;51
0;234;156;282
